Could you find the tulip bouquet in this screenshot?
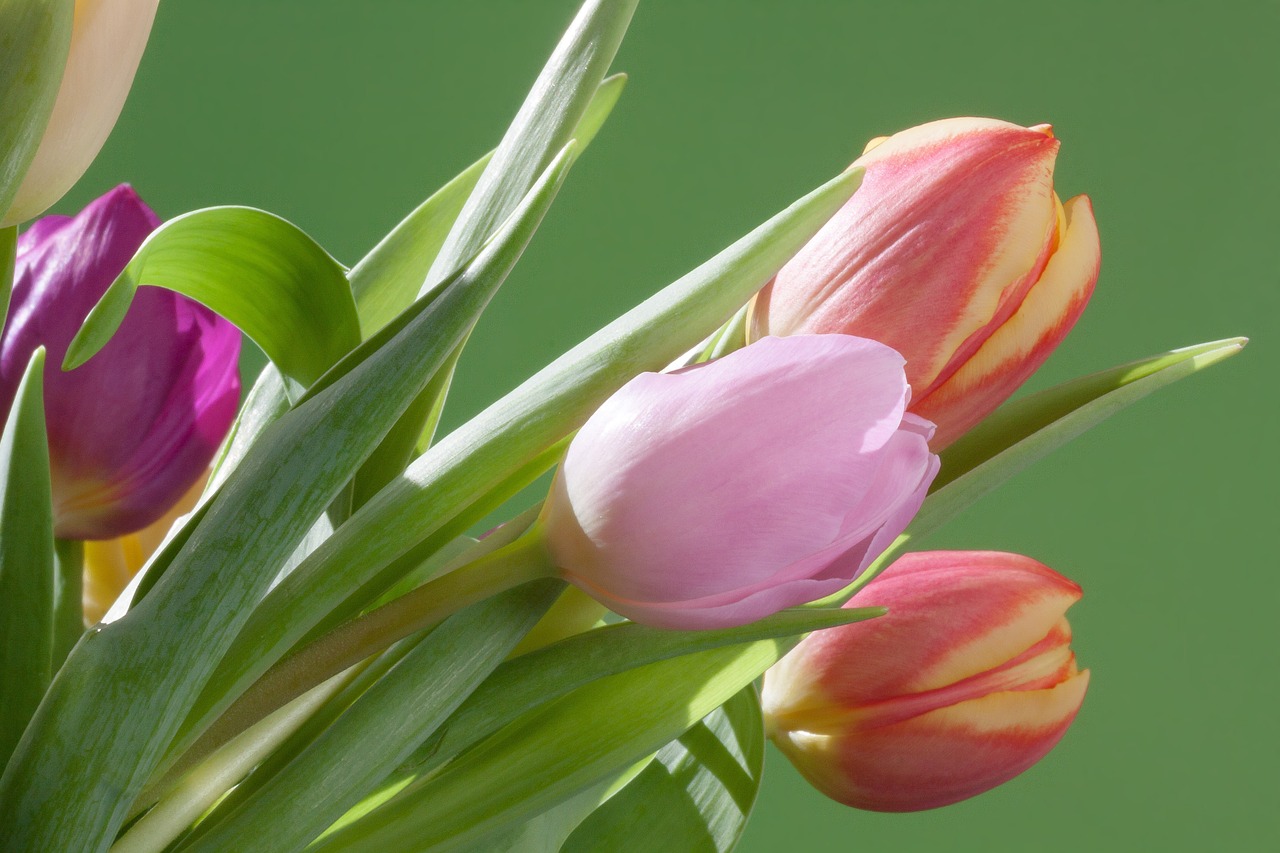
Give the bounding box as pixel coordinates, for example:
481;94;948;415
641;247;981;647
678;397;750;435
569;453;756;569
0;1;1246;851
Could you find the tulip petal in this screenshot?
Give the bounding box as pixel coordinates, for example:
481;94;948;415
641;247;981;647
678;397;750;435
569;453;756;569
913;195;1101;448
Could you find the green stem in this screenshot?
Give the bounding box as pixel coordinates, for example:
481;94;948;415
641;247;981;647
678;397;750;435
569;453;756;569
168;528;555;789
0;226;15;330
52;537;83;668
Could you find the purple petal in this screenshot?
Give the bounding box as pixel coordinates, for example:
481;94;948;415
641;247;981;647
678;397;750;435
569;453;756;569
1;185;241;538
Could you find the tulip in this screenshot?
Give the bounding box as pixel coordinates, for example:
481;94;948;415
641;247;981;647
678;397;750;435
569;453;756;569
762;550;1089;812
0;184;240;540
749;117;1101;449
1;0;162;228
540;334;939;630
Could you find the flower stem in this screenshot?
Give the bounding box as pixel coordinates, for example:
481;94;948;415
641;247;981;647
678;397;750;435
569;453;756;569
52;537;83;668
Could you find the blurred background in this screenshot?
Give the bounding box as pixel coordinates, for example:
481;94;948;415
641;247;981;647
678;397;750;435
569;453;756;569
60;1;1276;850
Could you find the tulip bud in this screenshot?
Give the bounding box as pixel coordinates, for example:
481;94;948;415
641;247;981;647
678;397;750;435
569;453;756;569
750;117;1101;449
540;334;939;630
1;0;161;228
0;185;240;540
762;550;1089;812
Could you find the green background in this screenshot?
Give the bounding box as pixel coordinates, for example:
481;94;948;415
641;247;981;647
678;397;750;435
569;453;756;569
59;1;1276;850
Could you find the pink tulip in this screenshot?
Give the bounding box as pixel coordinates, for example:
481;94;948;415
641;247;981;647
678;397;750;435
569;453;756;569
762;550;1090;812
0;185;240;540
539;334;939;630
750;117;1101;449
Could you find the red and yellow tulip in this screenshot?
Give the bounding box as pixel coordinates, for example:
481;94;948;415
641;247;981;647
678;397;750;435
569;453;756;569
762;550;1089;812
750;117;1101;448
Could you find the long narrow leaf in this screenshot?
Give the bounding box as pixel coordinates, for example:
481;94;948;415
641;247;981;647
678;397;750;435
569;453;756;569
0;349;55;767
1;226;16;327
914;337;1247;538
348;71;627;338
0;148;576;853
348;155;490;336
425;0;638;295
403;607;880;784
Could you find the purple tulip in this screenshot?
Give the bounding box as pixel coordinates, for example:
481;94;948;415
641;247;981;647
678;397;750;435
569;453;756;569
0;185;241;540
540;334;940;630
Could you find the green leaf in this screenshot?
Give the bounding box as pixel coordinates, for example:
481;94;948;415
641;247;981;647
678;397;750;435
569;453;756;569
349;50;629;501
0;348;55;768
0;0;74;224
915;337;1248;538
311;643;788;852
561;686;765;853
0;147;576;853
49;537;81;669
452;780;620;853
62;208;360;402
180;582;562;853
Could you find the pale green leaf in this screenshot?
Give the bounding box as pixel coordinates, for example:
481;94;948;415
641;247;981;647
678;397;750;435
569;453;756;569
310;643;787;852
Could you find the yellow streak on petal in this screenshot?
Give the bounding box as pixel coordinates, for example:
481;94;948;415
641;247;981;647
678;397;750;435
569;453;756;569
924;668;1090;735
911;599;1076;693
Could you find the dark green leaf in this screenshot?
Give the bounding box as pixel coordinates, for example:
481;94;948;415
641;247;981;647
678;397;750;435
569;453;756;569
0;349;54;767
